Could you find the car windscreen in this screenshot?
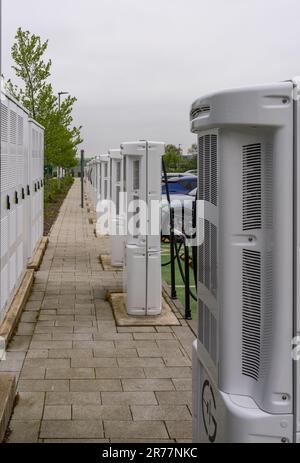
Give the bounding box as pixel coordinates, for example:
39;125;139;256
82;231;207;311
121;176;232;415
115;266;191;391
179;178;197;191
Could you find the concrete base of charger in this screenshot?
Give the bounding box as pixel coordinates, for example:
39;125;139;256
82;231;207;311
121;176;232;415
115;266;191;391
100;255;122;272
107;292;180;326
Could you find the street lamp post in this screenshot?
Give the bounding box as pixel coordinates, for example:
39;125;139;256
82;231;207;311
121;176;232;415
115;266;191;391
58;91;68;111
57;91;69;189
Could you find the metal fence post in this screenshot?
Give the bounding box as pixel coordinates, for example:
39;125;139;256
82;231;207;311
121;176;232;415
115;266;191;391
170;207;177;299
184;241;192;320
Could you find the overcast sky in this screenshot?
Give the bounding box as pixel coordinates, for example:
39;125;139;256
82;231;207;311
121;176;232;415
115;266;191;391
2;0;300;156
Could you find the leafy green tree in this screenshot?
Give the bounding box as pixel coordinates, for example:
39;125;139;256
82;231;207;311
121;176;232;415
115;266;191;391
6;28;82;188
187;143;197;158
164;144;182;171
7;28;51;119
184;143;197;170
164;144;197;172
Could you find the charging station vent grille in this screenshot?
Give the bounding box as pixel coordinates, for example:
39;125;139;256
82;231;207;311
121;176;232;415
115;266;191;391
123;157;127;190
242;143;262;231
198;134;218;206
199;301;217;365
116;161;121;182
116;186;120;215
198;132;218;366
9;110;17;145
242;249;261;381
1;103;8;144
199;220;217;298
133;160;140;190
204;220;210;288
104;180;108;200
17;115;24;146
191;105;210;120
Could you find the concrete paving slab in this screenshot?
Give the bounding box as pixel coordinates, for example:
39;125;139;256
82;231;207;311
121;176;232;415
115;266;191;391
4;181;194;443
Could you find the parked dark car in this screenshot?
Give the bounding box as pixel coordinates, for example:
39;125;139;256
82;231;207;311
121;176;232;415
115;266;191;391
161;172;196;182
161;176;197;195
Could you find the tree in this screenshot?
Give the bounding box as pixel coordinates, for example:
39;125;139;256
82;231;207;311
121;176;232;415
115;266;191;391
164;144;181;171
187;143;197;157
6;28;82;187
41;89;82;170
164;144;197;172
183;143;197;170
7;28;51;120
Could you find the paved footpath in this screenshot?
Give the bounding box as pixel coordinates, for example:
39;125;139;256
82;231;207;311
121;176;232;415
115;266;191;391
1;180;195;443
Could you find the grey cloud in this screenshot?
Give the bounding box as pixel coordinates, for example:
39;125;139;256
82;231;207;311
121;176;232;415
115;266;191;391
2;0;300;155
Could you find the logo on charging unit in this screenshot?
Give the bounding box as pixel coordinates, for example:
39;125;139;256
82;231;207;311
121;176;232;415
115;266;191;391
202;379;217;443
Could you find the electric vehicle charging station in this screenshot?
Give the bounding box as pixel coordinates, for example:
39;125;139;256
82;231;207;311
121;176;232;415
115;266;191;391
86;160;95;203
89;156;100;209
0;90;44;324
92;157;99;209
90;158;96;207
108;149;126;267
190;78;300;443
121;141;164;316
86;158;99;211
28;119;44;257
96;154;111;236
86;160;93;204
96;156;101;203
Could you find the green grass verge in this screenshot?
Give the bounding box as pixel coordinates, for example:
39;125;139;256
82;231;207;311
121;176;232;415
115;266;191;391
43;175;75;235
44;175;74;203
161;243;197;320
